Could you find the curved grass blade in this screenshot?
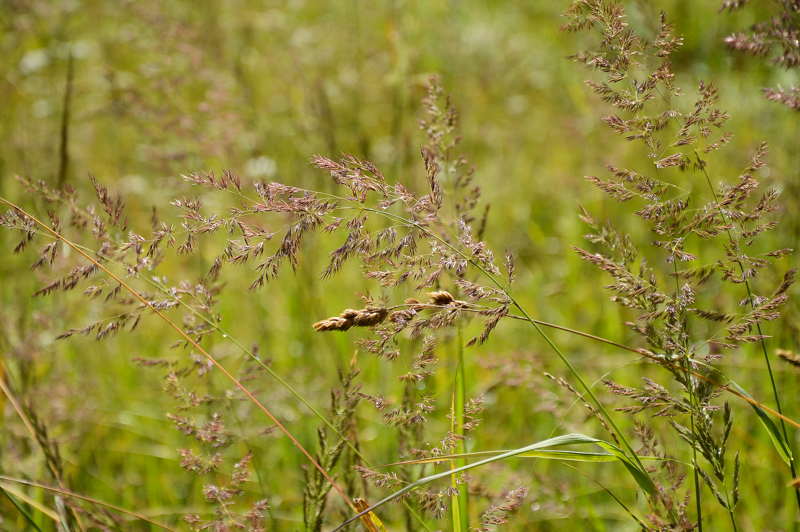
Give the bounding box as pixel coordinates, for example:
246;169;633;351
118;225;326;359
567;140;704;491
561;463;649;529
385;449;670;466
728;379;792;466
0;476;177;532
1;485;44;532
691;359;793;466
333;433;655;531
0;482;60;521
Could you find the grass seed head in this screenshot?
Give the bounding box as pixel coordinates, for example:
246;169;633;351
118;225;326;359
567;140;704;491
314;307;389;332
427;290;455;306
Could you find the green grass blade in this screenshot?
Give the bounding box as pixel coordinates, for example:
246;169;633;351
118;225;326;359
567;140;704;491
562;463;650;530
387;449;670;465
592;440;656;497
333;433;656;531
728;380;792;466
692;359;793;466
1;486;45;532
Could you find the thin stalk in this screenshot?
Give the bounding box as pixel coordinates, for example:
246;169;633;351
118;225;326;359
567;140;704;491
508;315;800;430
671;254;703;532
1;486;44;532
449;397;462;532
5;204;435;531
0;199;357;515
724;488;739;532
448;325;468;531
561;463;650;529
56;51;73;189
226;397;279;530
457;327;469;530
0;476;178;532
657;83;800;515
692;149;800;515
361;207;647;475
689;393;703;532
0;354;84;531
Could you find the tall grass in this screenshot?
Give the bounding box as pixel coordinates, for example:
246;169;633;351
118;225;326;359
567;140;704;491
1;0;799;530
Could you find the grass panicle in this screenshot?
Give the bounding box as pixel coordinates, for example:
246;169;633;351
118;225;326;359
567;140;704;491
1;1;799;530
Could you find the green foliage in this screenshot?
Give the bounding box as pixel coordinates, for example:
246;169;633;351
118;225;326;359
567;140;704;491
0;1;798;531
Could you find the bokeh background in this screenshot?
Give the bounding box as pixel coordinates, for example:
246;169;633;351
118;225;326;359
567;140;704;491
1;0;798;530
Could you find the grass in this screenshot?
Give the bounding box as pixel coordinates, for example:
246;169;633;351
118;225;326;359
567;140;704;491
1;0;799;530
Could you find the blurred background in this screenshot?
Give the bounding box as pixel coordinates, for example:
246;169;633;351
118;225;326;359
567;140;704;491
1;0;798;530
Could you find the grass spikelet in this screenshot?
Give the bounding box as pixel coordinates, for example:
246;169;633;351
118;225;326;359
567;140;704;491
427;290;456;306
776;349;800;368
314;307;389;332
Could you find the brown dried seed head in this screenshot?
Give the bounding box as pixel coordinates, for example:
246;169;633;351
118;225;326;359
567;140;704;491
314;307;389;332
352;307;389;327
313;317;352;332
428;291;455;306
777;349;800;368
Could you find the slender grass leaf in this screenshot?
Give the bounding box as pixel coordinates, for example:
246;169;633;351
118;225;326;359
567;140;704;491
1;486;45;532
562;463;650;530
387;449;668;465
728;379;792;466
334;433;656;531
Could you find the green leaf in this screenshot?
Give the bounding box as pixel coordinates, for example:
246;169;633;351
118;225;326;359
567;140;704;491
333;433;655;531
592;440;657;497
391;449;667;465
0;486;45;532
729;380;792;466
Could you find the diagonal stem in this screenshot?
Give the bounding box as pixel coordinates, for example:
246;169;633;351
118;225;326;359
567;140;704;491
0;198;357;514
362;207;647;472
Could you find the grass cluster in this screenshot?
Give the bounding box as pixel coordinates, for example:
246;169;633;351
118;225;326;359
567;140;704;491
1;0;799;531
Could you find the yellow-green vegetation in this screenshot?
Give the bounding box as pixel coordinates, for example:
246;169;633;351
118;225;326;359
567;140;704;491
1;1;798;530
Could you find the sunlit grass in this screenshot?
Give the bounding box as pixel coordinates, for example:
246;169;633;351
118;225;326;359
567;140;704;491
1;0;798;530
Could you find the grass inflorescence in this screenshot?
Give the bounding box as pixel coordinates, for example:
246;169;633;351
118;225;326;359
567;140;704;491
1;1;799;530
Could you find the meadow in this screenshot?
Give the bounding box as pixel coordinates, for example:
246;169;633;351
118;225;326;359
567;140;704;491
1;0;799;530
